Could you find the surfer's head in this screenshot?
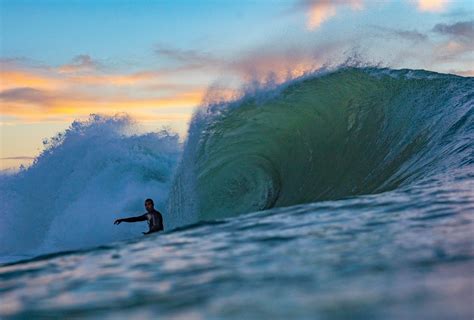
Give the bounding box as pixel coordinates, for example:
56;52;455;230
145;198;154;212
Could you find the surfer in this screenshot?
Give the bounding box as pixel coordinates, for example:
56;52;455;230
114;198;164;235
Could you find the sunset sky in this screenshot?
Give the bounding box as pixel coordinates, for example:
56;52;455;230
1;0;473;170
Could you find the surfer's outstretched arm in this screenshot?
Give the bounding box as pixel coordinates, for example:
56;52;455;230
114;213;148;224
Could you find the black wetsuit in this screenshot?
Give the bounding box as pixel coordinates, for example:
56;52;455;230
121;210;164;234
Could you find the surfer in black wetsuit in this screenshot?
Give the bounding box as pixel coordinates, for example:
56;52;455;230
114;198;164;235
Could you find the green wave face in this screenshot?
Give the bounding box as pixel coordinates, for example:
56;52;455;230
169;68;473;222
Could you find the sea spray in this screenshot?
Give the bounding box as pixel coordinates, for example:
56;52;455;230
0;114;181;256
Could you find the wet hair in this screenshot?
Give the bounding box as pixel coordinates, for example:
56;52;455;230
145;198;154;206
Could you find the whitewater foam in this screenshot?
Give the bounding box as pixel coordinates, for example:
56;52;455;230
0;114;181;257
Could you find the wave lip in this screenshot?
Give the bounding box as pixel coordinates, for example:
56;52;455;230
168;67;474;221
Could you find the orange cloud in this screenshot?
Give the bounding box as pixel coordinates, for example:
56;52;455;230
308;4;337;29
0;55;214;124
414;0;448;12
302;0;364;30
1;68;145;93
0;71;63;91
67;71;161;86
1;89;204;121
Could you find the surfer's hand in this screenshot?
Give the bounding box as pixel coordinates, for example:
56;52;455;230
114;219;122;225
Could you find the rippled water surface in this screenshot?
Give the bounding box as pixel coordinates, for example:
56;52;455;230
1;170;473;319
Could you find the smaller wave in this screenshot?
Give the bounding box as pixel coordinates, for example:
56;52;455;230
0;114;181;257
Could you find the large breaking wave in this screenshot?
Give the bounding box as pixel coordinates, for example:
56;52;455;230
168;67;473;223
0;67;472;258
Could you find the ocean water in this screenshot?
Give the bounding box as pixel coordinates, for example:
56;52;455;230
0;68;473;319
